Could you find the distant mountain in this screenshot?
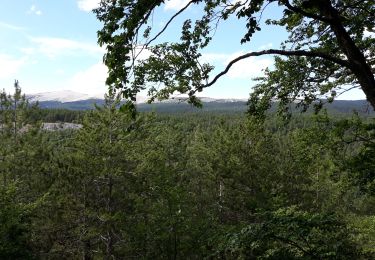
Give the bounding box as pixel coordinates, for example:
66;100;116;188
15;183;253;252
27;90;249;110
35;99;105;110
27;90;374;115
28;90;103;103
28;90;247;104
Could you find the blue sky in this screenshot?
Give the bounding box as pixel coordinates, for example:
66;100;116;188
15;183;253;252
0;0;366;99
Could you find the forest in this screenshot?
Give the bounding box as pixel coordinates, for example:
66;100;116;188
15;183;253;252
1;85;374;259
1;0;375;258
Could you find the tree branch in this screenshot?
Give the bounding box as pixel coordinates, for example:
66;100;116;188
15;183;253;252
270;234;317;258
282;0;332;23
203;49;350;89
129;0;198;81
132;0;198;68
146;0;199;47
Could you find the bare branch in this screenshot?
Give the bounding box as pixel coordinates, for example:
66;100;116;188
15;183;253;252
257;0;277;24
203;49;351;89
336;85;360;97
146;0;198;47
130;0;198;79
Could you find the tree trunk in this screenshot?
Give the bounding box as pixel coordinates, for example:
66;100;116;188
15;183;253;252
320;0;375;109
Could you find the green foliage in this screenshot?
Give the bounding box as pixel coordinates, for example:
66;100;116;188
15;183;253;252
0;185;33;259
0;84;374;258
218;207;360;259
345;121;375;195
95;0;375;115
35;109;85;123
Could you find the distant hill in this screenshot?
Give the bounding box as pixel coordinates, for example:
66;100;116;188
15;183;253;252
35;99;248;113
28;90;374;115
28;90;103;103
36;99;105;110
35;99;374;116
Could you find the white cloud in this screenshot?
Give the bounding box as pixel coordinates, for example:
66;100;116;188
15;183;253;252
364;29;375;38
201;51;273;79
77;0;100;12
28;5;42;16
20;47;36;56
200;53;230;64
30;37;104;58
58;48;269;97
67;62;108;94
55;69;65;75
258;42;273;50
6;62;107;95
164;0;191;11
133;46;152;61
0;54;26;79
226;55;272;79
65;47;151;95
0;21;25;31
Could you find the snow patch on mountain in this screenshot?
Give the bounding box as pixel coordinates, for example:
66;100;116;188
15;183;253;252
27;90;247;104
28;90;104;103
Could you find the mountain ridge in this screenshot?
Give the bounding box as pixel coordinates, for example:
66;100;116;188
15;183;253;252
27;90;248;104
27;90;104;103
27;90;373;115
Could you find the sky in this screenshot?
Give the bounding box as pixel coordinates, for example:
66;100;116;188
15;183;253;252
0;0;366;99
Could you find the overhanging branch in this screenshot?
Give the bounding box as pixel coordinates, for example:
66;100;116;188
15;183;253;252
146;0;199;46
282;0;332;23
203;49;351;89
132;0;199;77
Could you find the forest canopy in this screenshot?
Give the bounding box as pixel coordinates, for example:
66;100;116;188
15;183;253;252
95;0;375;115
0;0;374;258
0;86;375;258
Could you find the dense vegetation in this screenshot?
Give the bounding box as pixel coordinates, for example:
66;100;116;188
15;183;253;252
95;0;375;113
33;99;375;117
1;87;374;259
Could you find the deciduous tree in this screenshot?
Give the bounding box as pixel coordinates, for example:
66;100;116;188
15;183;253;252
95;0;375;114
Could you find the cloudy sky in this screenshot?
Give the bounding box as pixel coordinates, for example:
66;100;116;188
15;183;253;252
0;0;366;99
